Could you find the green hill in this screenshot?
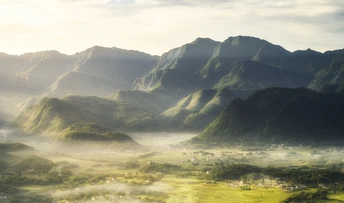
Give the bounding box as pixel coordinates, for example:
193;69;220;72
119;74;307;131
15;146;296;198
58;123;138;147
60;123;132;141
0;142;35;152
194;87;344;146
14;95;163;136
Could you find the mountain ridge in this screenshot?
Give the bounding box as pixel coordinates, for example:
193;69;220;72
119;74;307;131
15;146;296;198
1;35;344;140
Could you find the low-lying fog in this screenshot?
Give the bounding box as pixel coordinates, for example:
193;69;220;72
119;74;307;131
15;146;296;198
128;132;197;147
4;127;344;202
52;181;170;203
1;128;198;152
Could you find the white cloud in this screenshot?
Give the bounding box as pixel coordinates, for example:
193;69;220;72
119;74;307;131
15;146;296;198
0;0;343;55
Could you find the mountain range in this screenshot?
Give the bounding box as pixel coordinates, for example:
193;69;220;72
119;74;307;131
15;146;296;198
1;35;344;144
0;47;156;119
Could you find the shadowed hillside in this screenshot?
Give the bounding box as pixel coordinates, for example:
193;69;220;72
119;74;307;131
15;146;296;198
215;60;312;90
192;87;344;146
134;37;220;95
158;88;252;131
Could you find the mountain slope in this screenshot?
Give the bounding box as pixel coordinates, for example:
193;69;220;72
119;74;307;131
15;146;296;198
17;51;76;88
14;95;162;136
215;60;312;90
1;36;344;130
111;88;183;115
0;53;38;96
0;47;157;116
309;49;344;90
157;88;238;131
199;36;270;87
46;71;122;97
194;87;344;145
134;38;220;94
134;35;330;96
46;46;157;97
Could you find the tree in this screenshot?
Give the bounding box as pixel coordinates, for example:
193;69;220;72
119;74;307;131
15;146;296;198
0;159;8;170
15;155;55;174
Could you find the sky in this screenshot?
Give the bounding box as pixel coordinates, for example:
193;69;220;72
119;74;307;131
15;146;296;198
0;0;343;56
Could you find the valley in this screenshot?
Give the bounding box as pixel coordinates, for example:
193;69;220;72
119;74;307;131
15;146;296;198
2;132;344;202
1;35;344;203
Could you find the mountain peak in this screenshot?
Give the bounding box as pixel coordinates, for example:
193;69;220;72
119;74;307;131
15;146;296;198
191;37;219;45
20;50;68;62
224;35;268;46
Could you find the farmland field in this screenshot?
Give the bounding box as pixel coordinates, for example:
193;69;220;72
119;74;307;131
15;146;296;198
2;133;344;202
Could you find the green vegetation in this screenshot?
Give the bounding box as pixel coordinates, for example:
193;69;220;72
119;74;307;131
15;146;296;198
14;95;162;136
140;162;185;174
133;37;219;94
111;89;181;115
214;60;311;90
309;49;344;91
2;140;344;202
263;167;344;187
0;143;35;152
15;155;55;174
282;190;328;203
60;123;135;142
158;88;242;131
207;164;262;180
195;87;344;146
2;36;344;203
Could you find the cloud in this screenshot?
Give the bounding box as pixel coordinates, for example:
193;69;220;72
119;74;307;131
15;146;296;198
107;0;136;5
0;0;343;55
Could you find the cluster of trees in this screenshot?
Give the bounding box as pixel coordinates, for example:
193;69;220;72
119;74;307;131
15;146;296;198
0;155;74;203
262;166;344;186
200;164;344;190
139;163;184;174
204;164;262;180
117;161;140;169
281;190;328;203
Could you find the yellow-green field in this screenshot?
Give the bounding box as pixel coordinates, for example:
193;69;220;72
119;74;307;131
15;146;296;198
5;133;344;203
164;176;286;203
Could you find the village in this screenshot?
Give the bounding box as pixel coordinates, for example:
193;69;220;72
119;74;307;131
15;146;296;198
134;145;344;195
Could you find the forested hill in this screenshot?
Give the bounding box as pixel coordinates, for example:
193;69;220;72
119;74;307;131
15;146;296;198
193;87;344;146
